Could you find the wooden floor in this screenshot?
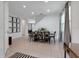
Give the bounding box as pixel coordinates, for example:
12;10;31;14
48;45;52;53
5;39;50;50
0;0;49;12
5;37;64;58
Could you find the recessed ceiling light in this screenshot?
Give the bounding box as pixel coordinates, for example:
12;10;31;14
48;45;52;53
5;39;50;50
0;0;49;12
32;12;34;15
44;1;48;3
23;5;26;8
47;9;50;13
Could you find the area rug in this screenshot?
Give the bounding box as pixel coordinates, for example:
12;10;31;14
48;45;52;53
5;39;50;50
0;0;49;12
9;52;37;58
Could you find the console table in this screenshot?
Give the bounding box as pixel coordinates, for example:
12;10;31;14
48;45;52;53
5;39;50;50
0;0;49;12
64;43;79;58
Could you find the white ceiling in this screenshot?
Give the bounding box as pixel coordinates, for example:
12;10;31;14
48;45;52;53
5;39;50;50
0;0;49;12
8;1;66;19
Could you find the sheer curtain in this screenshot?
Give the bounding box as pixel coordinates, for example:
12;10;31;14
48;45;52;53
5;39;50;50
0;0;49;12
64;2;71;46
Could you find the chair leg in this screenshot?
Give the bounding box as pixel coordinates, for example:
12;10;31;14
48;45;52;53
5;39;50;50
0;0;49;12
64;50;66;58
53;36;55;43
29;36;31;41
48;38;50;44
54;38;55;43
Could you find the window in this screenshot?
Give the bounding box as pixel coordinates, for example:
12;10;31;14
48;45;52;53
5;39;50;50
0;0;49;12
9;16;20;33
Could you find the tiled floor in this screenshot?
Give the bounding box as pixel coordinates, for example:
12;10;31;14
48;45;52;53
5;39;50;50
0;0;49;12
5;37;64;58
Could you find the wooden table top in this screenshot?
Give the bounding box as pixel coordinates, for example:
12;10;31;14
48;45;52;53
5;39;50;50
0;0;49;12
70;43;79;57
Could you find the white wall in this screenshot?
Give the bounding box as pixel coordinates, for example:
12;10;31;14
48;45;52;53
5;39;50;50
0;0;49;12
8;14;22;39
21;19;28;37
8;13;29;39
8;33;22;39
32;15;60;39
0;2;28;57
0;2;9;57
8;17;28;39
71;2;79;43
0;2;5;57
4;2;9;54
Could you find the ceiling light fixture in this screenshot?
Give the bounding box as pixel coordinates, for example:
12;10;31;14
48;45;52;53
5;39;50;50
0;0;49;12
47;9;50;13
44;1;48;3
23;5;26;8
32;12;34;15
